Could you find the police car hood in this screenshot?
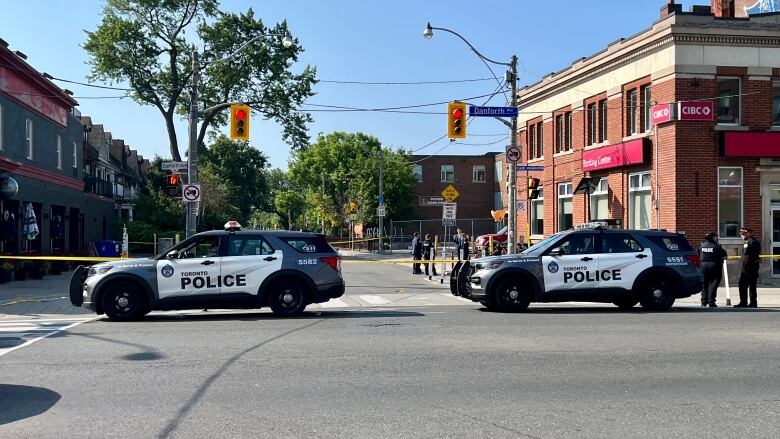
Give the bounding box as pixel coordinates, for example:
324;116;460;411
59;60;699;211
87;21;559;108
92;258;151;269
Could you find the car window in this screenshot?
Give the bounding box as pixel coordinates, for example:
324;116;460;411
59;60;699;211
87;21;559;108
555;233;596;255
521;233;566;256
644;235;693;252
228;236;274;256
601;234;643;253
179;236;221;259
282;236;334;253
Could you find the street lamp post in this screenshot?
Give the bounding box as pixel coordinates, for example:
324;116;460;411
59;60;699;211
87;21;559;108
423;23;519;253
185;34;293;238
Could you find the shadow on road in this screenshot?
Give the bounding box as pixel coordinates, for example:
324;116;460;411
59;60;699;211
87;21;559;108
50;331;166;361
478;306;780;314
0;384;61;426
105;309;427;323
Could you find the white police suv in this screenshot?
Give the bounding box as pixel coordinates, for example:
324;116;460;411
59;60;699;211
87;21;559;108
451;223;702;312
70;221;344;320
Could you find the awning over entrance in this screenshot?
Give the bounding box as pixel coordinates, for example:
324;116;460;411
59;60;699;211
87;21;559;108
721;131;780;157
582;138;649;172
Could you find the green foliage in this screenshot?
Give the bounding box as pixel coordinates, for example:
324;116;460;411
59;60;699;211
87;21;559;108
134;187;184;231
84;0;315;160
248;211;283;230
198;163;241;230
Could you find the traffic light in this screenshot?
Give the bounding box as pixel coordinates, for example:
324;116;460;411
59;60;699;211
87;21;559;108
447;101;467;139
528;177;541;200
230;104;251;141
166;174;181;197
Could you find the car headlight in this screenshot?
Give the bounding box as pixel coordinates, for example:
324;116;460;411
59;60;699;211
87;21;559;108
87;265;113;278
486;260;503;270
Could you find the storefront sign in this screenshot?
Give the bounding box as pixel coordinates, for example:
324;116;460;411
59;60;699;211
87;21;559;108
678;101;714;121
582;139;647;172
651;104;674;125
722;131;780;157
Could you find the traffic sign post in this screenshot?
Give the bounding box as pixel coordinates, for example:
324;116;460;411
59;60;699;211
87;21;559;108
469;106;518;118
516;200;527;212
506;145;521;163
441;184;460;202
442;202;457;226
162;161;188;173
182;184;202;203
516;165;544;172
377;206;386;217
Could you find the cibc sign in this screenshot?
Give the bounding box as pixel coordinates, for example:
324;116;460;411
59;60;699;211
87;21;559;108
678;101;714;121
651;104;674;125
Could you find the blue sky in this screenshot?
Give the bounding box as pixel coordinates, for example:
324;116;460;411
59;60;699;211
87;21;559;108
0;0;710;169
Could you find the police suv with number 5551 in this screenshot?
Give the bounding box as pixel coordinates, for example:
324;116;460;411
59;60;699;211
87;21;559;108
70;221;344;321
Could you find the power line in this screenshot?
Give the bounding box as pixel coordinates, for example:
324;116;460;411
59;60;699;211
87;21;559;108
301;90;507;112
318;77;494;85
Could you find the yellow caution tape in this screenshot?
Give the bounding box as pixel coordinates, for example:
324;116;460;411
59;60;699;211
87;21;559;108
0;255;125;262
330;237;380;245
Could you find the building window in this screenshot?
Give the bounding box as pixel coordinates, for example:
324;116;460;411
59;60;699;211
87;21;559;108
590;177;609;221
718;167;743;238
440;164;454;182
629;171;652;230
555;114;563;153
641;86;651;132
558;182;573;231
587;103;597;145
494;192;504;210
531;187;544;235
536;122;543;158
57;135;62;169
599;99;608;143
565;112;572;151
472;165;486;183
73;142;78;169
717;77;741;125
412;164;422;182
772;80;780;126
25;119;33;160
627;90;638;135
495;160;503;182
528;122;543;159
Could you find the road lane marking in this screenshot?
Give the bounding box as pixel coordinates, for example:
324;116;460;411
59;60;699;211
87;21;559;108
439;293;475;303
359;295;391;305
0;318;95;358
318;298;349;308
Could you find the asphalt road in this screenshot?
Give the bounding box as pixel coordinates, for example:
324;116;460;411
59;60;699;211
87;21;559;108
1;262;779;438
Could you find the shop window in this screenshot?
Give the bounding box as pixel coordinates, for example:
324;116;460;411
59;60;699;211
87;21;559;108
531;187;544;235
587;103;597;145
599;99;608;143
412;164;422;182
718;167;743;238
717;77;741;125
440;164;454;182
590;177;609;221
773;80;780;126
25;119;33;160
472;165;486;183
495;160;502;182
558;182;573;231
629;171;651;230
627;90;638;135
641;86;651;132
57;135;62;169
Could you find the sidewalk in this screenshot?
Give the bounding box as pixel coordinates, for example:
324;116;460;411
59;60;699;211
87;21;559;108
0;270;92;318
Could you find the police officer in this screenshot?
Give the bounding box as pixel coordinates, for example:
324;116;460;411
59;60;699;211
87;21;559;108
735;227;761;308
698;232;727;308
453;229;466;261
411;232;423;274
422;234;437;276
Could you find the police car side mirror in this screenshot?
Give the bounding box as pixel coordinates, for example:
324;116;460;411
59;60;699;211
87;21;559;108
548;247;563;257
166;250;177;259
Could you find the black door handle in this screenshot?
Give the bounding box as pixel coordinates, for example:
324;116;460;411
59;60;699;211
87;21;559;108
636;254;648;259
201;260;215;265
263;256;277;261
581;257;594;261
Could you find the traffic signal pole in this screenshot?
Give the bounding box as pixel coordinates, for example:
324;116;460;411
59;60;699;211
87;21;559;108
186;49;199;238
507;55;518;254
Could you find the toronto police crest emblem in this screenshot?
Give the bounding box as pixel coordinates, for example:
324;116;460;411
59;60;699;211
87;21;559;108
547;261;559;274
161;265;175;278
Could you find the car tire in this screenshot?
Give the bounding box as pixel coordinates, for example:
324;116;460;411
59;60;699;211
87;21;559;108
638;276;676;311
479;300;499;311
269;280;308;317
493;277;532;313
101;281;145;321
613;297;639;309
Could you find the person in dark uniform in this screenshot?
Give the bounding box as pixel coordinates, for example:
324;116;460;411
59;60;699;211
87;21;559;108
698;232;727;308
462;234;471;261
453;229;466;261
411;232;423;274
735;227;761;308
422;234;437;276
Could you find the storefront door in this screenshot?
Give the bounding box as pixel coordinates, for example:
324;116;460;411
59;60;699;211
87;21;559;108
770;185;780;278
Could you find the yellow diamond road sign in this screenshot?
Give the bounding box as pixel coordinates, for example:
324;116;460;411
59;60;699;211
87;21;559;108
441;184;460;202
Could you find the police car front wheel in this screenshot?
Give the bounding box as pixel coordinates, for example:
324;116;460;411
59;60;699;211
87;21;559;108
101;281;146;321
493;277;532;313
269;280;308;317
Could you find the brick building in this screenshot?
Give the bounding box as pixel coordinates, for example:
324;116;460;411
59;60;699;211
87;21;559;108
513;1;780;281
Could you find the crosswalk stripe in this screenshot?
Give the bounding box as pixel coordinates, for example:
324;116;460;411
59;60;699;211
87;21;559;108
0;318;94;358
318;298;349;308
359;295;391;305
439;293;475;303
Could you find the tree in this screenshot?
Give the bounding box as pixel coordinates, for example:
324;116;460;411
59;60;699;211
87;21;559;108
198;163;240;230
288;132;416;233
274;189;305;230
84;0;316;161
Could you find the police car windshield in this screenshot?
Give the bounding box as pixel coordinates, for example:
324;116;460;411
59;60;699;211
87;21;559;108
520;233;565;256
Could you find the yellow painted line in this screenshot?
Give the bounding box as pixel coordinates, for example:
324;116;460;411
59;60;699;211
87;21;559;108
0;256;123;262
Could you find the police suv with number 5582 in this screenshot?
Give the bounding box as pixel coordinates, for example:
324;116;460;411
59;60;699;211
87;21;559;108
70;221;344;321
452;223;702;312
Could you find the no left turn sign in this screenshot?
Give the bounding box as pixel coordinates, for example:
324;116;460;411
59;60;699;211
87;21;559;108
182;184;202;202
506;145;521;163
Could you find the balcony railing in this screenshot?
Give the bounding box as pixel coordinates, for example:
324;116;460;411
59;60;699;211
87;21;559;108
83;176;114;198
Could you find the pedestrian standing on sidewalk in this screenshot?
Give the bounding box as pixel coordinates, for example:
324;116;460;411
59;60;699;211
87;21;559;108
698;232;726;308
422;234;438;276
453;228;466;261
411;232;422;274
462;234;471;261
735;227;761;308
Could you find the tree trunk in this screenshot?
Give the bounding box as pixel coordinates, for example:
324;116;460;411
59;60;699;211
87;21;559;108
165;113;182;161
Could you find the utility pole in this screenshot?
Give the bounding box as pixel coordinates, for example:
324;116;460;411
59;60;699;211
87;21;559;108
186;49;199;238
507;55;518;254
378;148;385;254
321;173;326;234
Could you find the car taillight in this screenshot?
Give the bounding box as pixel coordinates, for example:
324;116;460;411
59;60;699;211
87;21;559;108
321;256;340;271
687;254;701;267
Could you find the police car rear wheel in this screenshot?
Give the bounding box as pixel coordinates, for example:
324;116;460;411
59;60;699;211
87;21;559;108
494;277;531;313
269;280;307;317
102;282;145;321
638;276;676;311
